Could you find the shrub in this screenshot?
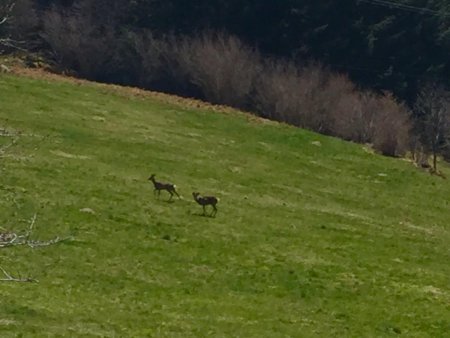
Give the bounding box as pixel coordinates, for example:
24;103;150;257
131;31;172;89
371;93;411;157
253;59;303;124
41;5;126;82
253;60;336;130
333;91;382;143
37;6;415;159
312;72;355;135
173;32;261;108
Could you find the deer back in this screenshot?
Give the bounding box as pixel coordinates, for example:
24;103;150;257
200;196;218;205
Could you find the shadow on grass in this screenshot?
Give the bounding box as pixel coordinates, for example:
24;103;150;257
192;212;217;218
151;197;176;204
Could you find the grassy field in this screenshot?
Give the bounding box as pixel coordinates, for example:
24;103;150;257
0;71;449;337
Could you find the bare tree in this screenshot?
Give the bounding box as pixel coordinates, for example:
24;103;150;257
0;0;14;26
414;83;450;172
0;0;28;52
0;0;15;50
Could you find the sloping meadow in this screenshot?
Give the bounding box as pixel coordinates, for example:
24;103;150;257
0;73;449;336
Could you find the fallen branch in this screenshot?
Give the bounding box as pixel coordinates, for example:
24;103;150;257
0;138;17;158
0;234;72;248
0;213;73;248
25;212;36;241
0;232;17;247
0;266;38;283
0;131;71;283
26;236;72;248
0;128;15;137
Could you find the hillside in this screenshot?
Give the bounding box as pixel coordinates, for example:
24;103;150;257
0;70;449;337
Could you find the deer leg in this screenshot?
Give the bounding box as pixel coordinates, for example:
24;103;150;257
174;189;181;199
168;191;174;201
202;205;206;215
210;205;217;217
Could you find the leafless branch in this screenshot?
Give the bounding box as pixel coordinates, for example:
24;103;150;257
0;213;71;283
0;213;73;248
0;138;17;156
0;1;15;26
27;236;72;248
0;2;26;53
0;131;18;159
0;128;15;137
0;266;38;283
0;232;17;247
0;37;26;51
25;212;36;240
0;127;71;283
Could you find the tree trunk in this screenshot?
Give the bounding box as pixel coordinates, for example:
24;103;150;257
433;151;437;171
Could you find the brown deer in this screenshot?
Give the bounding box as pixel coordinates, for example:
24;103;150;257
192;192;219;217
148;174;180;200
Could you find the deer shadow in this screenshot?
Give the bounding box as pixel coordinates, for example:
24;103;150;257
192;212;216;218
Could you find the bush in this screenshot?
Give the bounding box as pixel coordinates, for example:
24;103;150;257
253;59;303;123
37;4;415;159
253;58;411;156
172;32;261;108
253;60;335;131
131;31;170;89
371;93;411;157
41;4;134;83
312;72;355;135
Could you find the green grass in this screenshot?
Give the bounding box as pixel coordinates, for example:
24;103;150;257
0;72;449;337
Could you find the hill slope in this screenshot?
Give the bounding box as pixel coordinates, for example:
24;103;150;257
0;72;449;337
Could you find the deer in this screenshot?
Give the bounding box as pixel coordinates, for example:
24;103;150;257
148;174;180;200
192;192;219;217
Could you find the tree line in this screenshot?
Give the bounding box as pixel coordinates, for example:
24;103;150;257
2;0;450;171
25;0;450;103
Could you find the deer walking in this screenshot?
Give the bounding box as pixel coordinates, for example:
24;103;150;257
148;174;180;201
192;192;219;217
